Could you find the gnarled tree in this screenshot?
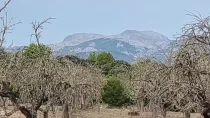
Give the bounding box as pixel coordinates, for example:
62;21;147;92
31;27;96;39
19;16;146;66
132;59;174;118
170;14;210;118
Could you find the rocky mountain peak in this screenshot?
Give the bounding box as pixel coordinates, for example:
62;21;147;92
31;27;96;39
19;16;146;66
7;30;175;63
63;33;104;42
121;30;140;35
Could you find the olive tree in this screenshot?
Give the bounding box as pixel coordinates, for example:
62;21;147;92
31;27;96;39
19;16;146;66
55;56;104;118
0;32;104;118
132;59;174;118
169;14;210;118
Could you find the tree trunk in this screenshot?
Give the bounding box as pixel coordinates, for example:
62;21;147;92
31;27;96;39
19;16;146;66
140;101;144;111
161;108;167;118
62;102;69;118
43;111;48;118
19;107;37;118
183;111;190;118
24;114;37;118
202;108;210;118
152;106;158;118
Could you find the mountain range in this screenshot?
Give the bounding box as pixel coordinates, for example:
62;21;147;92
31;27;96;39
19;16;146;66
7;30;176;63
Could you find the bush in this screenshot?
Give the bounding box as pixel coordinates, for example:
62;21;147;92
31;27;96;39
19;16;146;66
23;43;51;59
88;52;98;62
102;76;132;107
96;52;114;66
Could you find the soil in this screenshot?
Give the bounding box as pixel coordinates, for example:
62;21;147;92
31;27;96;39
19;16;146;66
0;106;202;118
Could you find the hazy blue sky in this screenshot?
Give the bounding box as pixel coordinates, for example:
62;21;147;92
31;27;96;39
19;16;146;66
1;0;210;46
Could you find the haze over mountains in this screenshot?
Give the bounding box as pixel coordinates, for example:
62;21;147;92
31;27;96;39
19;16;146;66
8;30;176;62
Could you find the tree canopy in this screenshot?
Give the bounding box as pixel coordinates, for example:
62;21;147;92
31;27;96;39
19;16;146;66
88;52;114;66
23;43;51;59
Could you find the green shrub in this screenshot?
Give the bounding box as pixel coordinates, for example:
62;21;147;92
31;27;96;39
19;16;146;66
96;52;114;66
23;43;51;59
88;52;98;62
102;76;132;107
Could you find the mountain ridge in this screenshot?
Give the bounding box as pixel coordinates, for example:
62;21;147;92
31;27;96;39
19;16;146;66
7;30;175;63
50;30;174;62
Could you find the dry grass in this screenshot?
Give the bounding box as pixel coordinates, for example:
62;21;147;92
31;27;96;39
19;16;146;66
3;106;202;118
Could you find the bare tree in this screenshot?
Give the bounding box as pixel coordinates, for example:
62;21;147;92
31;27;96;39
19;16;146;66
55;56;104;118
0;0;11;13
132;59;175;118
0;43;104;118
0;1;106;118
0;0;21;48
169;14;210;118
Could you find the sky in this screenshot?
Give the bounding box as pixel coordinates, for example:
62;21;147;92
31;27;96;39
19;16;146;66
1;0;210;46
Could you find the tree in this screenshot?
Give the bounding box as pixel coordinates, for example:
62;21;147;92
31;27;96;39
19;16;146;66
0;18;57;118
0;50;105;118
132;59;174;118
0;18;56;118
169;14;210;118
0;1;105;118
0;0;21;48
64;55;94;66
88;52;98;62
102;76;131;107
107;60;131;77
96;52;114;66
99;60;131;77
55;56;104;118
23;43;51;59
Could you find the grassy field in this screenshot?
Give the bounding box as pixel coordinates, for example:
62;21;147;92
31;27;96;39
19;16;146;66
4;106;202;118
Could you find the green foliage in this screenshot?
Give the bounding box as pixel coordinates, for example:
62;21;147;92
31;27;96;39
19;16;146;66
60;55;95;66
100;60;131;76
101;63;113;75
88;52;131;78
88;52;98;62
107;60;131;76
102;76;132;107
96;52;114;66
88;52;117;74
23;43;51;59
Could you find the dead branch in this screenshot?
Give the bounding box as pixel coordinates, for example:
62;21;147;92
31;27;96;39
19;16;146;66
30;17;55;45
0;0;11;13
0;11;21;48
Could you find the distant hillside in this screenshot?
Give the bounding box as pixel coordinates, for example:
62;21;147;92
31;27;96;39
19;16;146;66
7;30;176;63
51;30;174;62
